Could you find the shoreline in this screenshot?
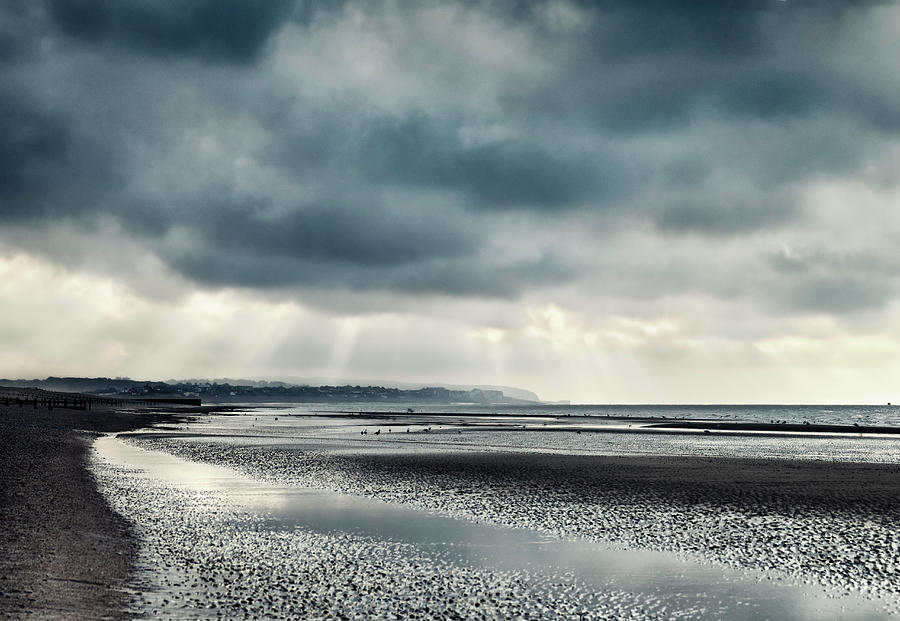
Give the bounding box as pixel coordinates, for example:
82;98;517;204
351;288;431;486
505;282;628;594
0;403;190;619
6;400;900;616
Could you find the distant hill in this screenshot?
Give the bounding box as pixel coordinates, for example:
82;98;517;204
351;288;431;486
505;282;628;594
248;376;541;402
0;376;541;405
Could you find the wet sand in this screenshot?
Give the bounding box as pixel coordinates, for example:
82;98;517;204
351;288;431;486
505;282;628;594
6;400;900;617
0;402;188;619
93;433;896;619
138;421;900;609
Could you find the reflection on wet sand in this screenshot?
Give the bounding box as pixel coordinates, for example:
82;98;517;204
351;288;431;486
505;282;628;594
92;412;900;619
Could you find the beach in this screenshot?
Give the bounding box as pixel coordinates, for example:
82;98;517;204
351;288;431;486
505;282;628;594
136;422;900;609
5;403;900;618
0;402;187;619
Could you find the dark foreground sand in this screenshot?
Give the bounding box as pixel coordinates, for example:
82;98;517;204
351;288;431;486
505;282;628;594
0;403;185;619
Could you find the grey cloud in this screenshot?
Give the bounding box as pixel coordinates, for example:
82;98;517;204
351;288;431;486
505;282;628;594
138;195;505;294
767;246;900;277
0;88;126;227
0;100;68;206
764;246;900;314
261;103;629;212
166;232;571;299
0;2;43;63
197;200;477;268
47;0;293;63
583;1;767;62
0;0;898;311
382;253;574;298
506;1;899;141
783;276;894;314
655;197;793;236
356;114;623;210
769;251;812;274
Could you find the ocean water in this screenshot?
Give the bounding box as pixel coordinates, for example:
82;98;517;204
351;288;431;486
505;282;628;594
171;403;900;465
231;402;900;428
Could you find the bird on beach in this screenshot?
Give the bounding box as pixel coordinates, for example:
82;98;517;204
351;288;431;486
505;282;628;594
374;429;381;435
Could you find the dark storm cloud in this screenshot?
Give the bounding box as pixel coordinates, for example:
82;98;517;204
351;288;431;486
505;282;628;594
0;2;39;62
499;3;770;133
149;191;574;297
47;0;293;63
167;217;568;298
568;0;768;62
0;100;68;205
263;104;640;213
170;249;571;298
197;200;476;268
0;87;124;225
506;1;897;138
356;114;624;210
0;0;898;312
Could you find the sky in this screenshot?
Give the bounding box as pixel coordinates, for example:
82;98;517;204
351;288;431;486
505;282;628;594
2;1;900;403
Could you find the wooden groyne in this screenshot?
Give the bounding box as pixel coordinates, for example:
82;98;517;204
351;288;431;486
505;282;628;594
0;387;200;410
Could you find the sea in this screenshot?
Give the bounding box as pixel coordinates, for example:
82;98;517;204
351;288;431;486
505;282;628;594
210;402;900;428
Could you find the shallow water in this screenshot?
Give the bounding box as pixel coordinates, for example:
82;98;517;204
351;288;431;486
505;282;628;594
178;409;900;463
95;434;895;619
212;402;900;428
